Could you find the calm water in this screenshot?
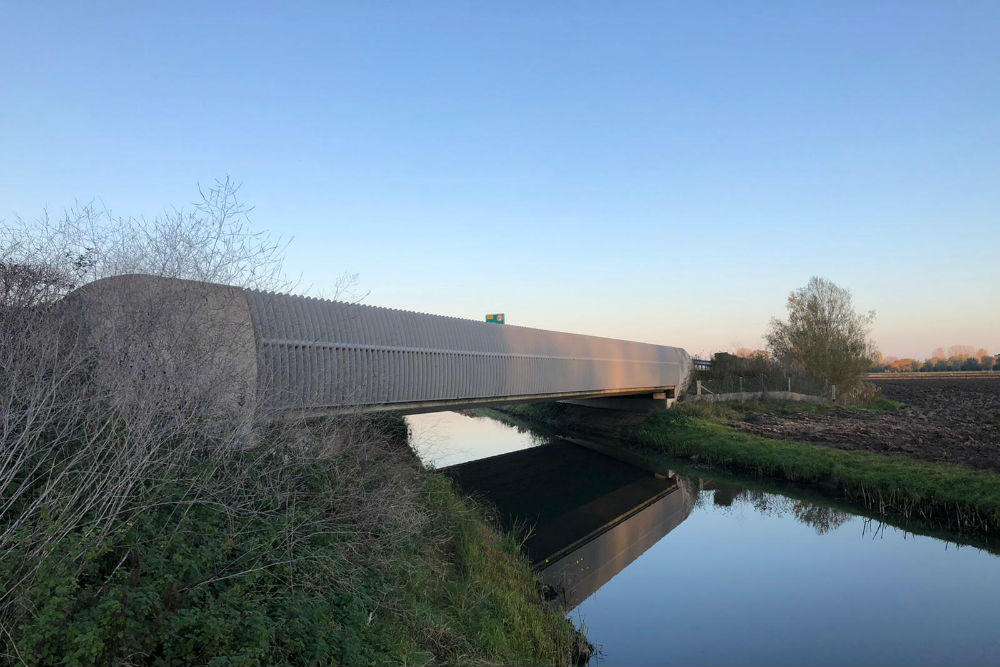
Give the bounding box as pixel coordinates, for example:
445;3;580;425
406;411;1000;667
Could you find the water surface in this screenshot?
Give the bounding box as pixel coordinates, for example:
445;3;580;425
407;410;544;467
407;411;1000;666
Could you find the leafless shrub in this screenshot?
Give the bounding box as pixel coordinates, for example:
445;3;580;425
6;178;286;292
838;381;883;405
0;180;427;651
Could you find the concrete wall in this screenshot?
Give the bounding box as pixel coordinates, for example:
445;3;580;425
69;274;257;421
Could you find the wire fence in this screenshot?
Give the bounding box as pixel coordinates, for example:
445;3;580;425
686;370;830;399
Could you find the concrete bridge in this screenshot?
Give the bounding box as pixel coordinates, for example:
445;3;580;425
70;275;692;417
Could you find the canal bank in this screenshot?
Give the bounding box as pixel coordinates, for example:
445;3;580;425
489;399;1000;540
411;409;1000;666
3;414;586;666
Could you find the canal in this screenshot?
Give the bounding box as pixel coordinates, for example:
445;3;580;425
407;410;1000;666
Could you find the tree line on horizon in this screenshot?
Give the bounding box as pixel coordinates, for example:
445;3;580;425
724;345;999;374
872;346;999;373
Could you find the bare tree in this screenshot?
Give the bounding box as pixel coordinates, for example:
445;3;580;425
766;277;876;392
948;345;976;361
0;180;282;606
0;180;428;660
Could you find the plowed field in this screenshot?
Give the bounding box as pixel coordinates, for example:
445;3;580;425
734;377;1000;471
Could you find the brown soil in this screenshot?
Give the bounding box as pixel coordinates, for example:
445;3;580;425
733;378;1000;472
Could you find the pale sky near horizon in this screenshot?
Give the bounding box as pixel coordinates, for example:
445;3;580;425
3;2;998;359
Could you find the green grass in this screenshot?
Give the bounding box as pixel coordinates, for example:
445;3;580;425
3;433;581;666
862;397;906;412
498;400;1000;536
629;408;1000;531
635;446;1000;555
396;474;583;666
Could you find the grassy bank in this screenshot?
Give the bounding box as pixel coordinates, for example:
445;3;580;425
497;402;1000;535
2;418;581;666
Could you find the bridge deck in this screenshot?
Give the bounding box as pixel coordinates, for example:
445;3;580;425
71;275;692;416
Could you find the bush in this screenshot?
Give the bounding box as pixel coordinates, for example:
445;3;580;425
0;184;578;665
2;430;577;666
2;420;430;665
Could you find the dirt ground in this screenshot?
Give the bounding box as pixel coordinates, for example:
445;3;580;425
733;377;1000;472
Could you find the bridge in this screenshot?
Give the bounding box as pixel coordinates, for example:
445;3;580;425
70;275;692;417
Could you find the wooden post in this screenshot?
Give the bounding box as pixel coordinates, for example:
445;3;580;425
696;380;703;396
831;385;837;401
739;376;743;393
787;377;791;393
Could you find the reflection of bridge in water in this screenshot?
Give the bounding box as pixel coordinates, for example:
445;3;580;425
442;440;697;610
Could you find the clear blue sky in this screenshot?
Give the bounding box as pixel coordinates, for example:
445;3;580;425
3;2;998;358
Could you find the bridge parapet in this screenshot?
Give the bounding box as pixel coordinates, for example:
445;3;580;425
71;275;692;417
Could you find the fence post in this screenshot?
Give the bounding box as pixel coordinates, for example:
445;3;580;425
696;380;702;396
787;377;791;393
831;384;837;401
739;376;743;393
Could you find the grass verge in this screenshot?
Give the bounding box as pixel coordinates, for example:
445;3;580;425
499;402;1000;535
2;421;581;666
633;408;1000;530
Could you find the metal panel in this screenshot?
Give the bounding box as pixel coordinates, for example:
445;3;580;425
78;276;690;414
243;289;691;412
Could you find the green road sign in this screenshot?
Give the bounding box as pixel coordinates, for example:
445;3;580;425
485;313;505;325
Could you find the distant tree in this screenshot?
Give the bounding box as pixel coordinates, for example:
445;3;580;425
885;358;921;373
981;355;994;371
765;277;876;390
961;357;981;371
889;358;915;372
948;345;976;360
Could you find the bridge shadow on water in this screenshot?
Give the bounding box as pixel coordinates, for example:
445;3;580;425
439;413;1000;614
441;441;697;610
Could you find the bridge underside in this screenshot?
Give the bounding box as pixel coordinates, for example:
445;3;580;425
277;386;679;419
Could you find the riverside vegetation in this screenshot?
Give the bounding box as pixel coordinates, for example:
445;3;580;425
0;185;582;666
496;396;1000;539
2;416;581;666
